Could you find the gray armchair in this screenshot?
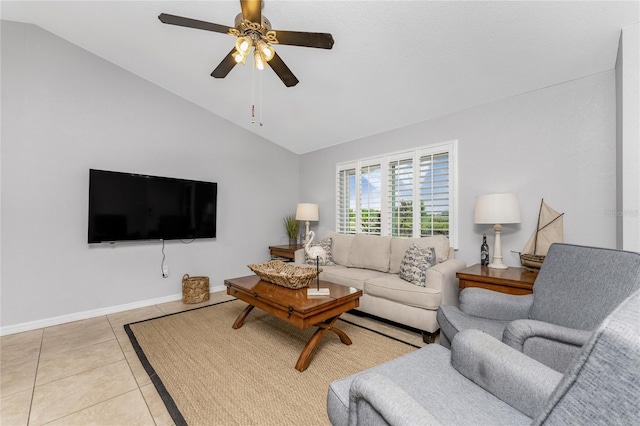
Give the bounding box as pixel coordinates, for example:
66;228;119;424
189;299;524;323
327;289;640;425
437;243;640;372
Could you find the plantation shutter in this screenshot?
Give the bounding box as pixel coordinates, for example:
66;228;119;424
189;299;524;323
359;164;382;235
336;167;356;234
420;152;450;237
335;141;457;247
388;158;414;237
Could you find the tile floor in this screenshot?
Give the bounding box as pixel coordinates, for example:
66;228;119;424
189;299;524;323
1;291;426;425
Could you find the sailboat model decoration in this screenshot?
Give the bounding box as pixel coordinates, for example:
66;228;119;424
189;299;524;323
519;199;564;272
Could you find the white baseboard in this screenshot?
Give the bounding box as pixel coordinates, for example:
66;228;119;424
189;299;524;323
0;284;227;336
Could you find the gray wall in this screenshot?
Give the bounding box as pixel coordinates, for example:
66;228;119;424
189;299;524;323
299;71;618;268
1;21;299;330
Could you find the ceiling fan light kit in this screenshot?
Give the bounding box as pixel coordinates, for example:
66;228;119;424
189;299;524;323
158;0;334;87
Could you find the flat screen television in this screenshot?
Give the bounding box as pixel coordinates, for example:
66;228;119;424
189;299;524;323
88;169;217;243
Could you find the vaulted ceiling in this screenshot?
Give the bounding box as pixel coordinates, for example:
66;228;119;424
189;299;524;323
2;1;638;154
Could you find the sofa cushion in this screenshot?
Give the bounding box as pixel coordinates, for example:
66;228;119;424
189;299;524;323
399;244;435;286
348;234;392;272
323;231;354;266
320;265;387;291
390;235;451;273
365;275;441;310
304;237;335;266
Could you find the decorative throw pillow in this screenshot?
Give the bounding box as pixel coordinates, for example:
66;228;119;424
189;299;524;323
304;237;335;266
425;247;437;267
399;244;435;286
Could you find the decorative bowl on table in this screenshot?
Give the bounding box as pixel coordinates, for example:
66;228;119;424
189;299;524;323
247;260;322;289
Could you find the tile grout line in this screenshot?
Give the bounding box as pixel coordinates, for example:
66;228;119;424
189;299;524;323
38;389;144;426
108;310;159;425
31;315;134;425
26;330;44;426
32;339;122;388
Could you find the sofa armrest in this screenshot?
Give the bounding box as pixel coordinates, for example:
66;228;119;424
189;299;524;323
426;259;467;307
348;373;443;426
451;329;563;418
459;288;533;321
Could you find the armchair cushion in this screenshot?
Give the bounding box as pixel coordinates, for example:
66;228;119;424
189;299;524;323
451;330;563;418
529;244;640;329
437;305;509;346
327;345;530;426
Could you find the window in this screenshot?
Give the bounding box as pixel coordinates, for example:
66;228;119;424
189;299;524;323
336;168;356;234
359;163;382;234
336;141;458;247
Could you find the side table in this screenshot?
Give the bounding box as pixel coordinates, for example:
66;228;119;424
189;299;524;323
268;244;303;261
456;264;536;295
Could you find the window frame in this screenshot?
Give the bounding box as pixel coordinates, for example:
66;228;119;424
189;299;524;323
335;140;458;248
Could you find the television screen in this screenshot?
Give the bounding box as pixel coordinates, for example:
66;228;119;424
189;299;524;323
88;169;217;243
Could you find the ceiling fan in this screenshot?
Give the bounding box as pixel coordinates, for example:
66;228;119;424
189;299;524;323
158;0;334;87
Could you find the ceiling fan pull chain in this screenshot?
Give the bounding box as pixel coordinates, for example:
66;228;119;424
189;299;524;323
251;62;256;124
259;70;264;127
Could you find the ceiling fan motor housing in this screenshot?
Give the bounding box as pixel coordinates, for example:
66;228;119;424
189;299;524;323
234;13;272;34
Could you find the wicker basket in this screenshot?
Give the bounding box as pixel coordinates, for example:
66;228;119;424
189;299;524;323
182;274;210;304
247;260;321;289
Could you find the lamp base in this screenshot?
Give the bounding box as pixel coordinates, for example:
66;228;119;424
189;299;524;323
487;262;509;270
307;288;330;297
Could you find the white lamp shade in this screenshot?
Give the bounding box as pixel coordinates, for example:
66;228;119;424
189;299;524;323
295;203;319;221
474;193;521;224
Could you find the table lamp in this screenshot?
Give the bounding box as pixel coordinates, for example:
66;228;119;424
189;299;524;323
474;193;521;269
296;203;319;244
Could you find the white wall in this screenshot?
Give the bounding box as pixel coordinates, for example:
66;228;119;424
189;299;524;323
299;71;618;268
616;23;640;251
1;21;299;331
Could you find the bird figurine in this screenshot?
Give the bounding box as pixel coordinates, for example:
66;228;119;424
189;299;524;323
304;230;327;264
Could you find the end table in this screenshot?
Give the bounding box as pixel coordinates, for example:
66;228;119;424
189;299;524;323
269;244;303;261
457;264;536;295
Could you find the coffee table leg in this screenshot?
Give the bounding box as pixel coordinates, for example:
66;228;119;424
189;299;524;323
295;315;351;372
232;304;255;329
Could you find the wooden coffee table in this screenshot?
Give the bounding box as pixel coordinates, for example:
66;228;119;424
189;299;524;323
224;275;362;372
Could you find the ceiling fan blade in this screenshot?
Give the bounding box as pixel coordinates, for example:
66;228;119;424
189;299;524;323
268;52;299;87
273;30;334;49
211;49;238;79
240;0;261;23
158;13;232;34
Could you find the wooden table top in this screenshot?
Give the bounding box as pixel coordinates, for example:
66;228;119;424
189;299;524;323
224;275;361;315
456;263;537;286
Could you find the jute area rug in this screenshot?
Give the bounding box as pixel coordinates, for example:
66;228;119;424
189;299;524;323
125;299;418;426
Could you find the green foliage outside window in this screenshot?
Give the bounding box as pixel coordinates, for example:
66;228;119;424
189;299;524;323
348;202;449;237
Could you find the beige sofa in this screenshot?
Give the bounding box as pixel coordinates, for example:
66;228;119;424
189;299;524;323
295;231;466;342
